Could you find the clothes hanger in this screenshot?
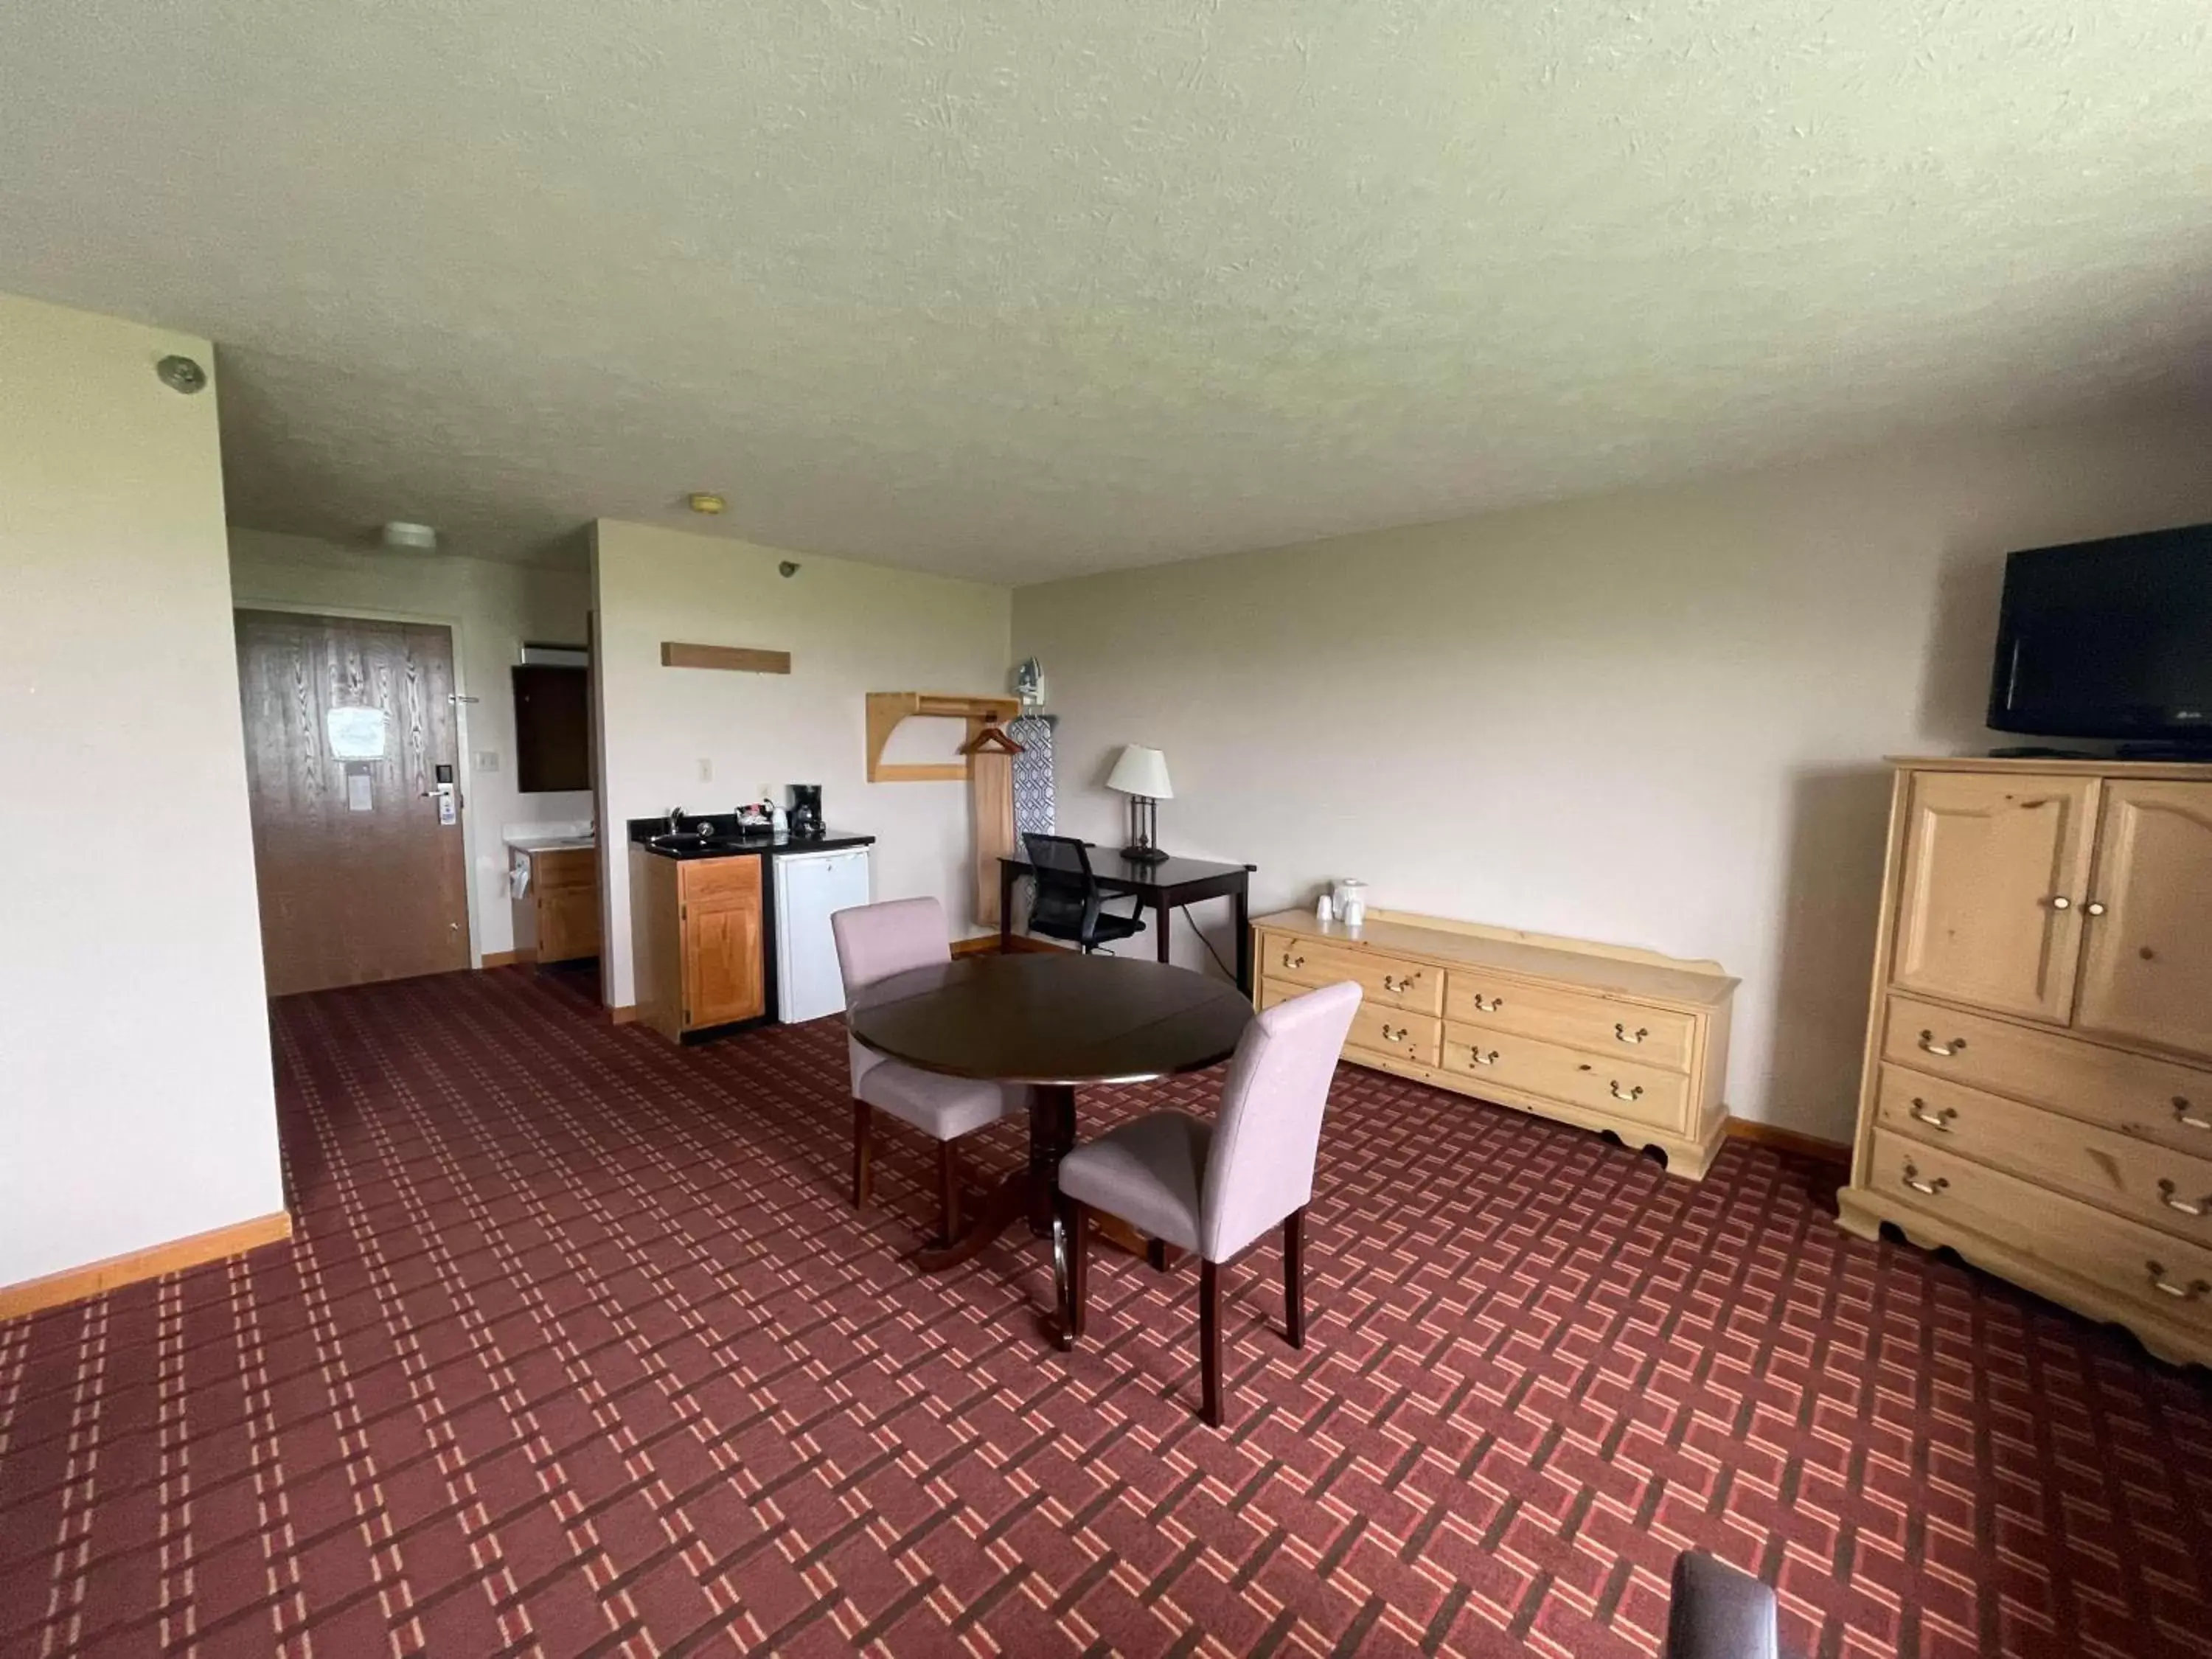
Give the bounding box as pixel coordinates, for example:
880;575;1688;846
959;720;1024;756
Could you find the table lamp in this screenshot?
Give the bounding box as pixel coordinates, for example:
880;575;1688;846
1106;744;1173;863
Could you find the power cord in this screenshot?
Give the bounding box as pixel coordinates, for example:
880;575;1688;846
1176;905;1237;981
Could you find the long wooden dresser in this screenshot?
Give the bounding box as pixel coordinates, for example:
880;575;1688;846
1837;758;2212;1367
1253;908;1736;1178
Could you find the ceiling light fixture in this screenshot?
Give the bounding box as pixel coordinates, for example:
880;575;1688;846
380;521;439;554
687;493;727;515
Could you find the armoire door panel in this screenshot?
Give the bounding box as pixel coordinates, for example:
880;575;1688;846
1888;771;2096;1023
2077;781;2212;1061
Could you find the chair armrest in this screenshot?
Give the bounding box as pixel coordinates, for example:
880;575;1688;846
1663;1552;1781;1659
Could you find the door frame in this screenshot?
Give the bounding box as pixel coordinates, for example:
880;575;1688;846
228;596;489;971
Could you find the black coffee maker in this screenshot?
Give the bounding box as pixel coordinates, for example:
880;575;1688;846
787;783;824;838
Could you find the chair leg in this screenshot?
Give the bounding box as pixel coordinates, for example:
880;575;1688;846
851;1099;874;1207
1051;1196;1090;1352
936;1138;961;1246
1283;1207;1307;1349
1199;1259;1225;1427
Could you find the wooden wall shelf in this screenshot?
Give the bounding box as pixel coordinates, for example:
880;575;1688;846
662;641;791;674
866;692;1020;782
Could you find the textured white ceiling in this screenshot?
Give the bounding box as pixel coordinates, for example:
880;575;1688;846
3;2;2209;585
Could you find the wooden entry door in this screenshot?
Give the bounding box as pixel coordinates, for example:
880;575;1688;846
235;610;470;995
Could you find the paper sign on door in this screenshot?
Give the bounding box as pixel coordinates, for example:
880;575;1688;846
344;764;374;811
327;706;388;760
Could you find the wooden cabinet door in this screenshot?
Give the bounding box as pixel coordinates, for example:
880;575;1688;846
684;896;764;1026
538;884;601;964
2076;782;2212;1060
1889;771;2098;1022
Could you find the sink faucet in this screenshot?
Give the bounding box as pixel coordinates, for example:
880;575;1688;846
664;806;685;835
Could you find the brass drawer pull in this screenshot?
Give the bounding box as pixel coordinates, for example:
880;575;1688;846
2157;1180;2208;1218
1614;1023;1648;1045
1907;1099;1957;1132
1468;1046;1498;1066
1916;1030;1966;1058
1470;992;1503;1013
1901;1161;1948;1197
2146;1262;2211;1301
1380;1023;1410;1044
1609;1080;1644;1102
1281;950;1305;970
1381;972;1421;993
2177;1097;2211;1132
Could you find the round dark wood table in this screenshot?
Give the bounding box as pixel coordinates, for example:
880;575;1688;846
847;952;1253;1270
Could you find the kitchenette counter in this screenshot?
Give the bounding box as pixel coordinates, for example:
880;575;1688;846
625;816;874;860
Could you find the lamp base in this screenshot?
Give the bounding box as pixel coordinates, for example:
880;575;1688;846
1119;844;1169;864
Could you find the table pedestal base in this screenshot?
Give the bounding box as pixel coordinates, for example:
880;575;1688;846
911;1084;1178;1274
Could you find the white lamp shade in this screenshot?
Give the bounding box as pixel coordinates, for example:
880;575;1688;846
1105;744;1174;800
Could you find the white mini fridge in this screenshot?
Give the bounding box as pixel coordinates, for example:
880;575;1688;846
773;846;874;1023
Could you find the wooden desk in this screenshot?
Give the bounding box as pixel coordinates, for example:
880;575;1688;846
998;850;1258;992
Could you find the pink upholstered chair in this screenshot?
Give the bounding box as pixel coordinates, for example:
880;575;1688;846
1051;979;1362;1425
832;898;1029;1247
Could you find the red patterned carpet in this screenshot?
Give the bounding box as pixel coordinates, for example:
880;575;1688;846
4;966;2211;1658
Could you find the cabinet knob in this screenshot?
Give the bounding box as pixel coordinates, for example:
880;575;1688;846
2147;1262;2211;1302
1916;1030;1966;1058
2084;901;2107;917
2048;894;2072;911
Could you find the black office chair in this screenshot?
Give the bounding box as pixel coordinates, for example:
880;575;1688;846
1021;834;1148;954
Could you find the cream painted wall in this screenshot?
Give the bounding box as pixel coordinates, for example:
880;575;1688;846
1012;414;2212;1142
591;521;1012;1009
226;528;594;961
0;292;285;1287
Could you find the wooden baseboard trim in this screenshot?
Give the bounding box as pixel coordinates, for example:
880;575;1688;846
0;1210;294;1323
608;1004;640;1025
1727;1119;1851;1166
480;949;529;969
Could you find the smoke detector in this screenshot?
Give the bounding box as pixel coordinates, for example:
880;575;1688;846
380;521;439;555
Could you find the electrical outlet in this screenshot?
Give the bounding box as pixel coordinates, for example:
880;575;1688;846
474;750;499;773
697;758;714;782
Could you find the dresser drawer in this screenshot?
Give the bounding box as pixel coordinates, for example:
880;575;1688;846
681;855;762;902
1874;1063;2212;1246
532;847;597;890
1884;995;2212;1161
1444;973;1695;1072
1260;932;1441;1015
1866;1130;2212;1335
1343;1004;1441;1066
1440;1022;1688;1132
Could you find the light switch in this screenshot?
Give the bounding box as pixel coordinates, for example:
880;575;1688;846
697;758;714;782
474;750;500;773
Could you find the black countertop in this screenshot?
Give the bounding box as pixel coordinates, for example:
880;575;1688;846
626;815;874;860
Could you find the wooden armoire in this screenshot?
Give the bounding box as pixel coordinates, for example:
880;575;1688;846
1839;758;2212;1366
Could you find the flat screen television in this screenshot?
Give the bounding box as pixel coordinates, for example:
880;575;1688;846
1988;524;2212;745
